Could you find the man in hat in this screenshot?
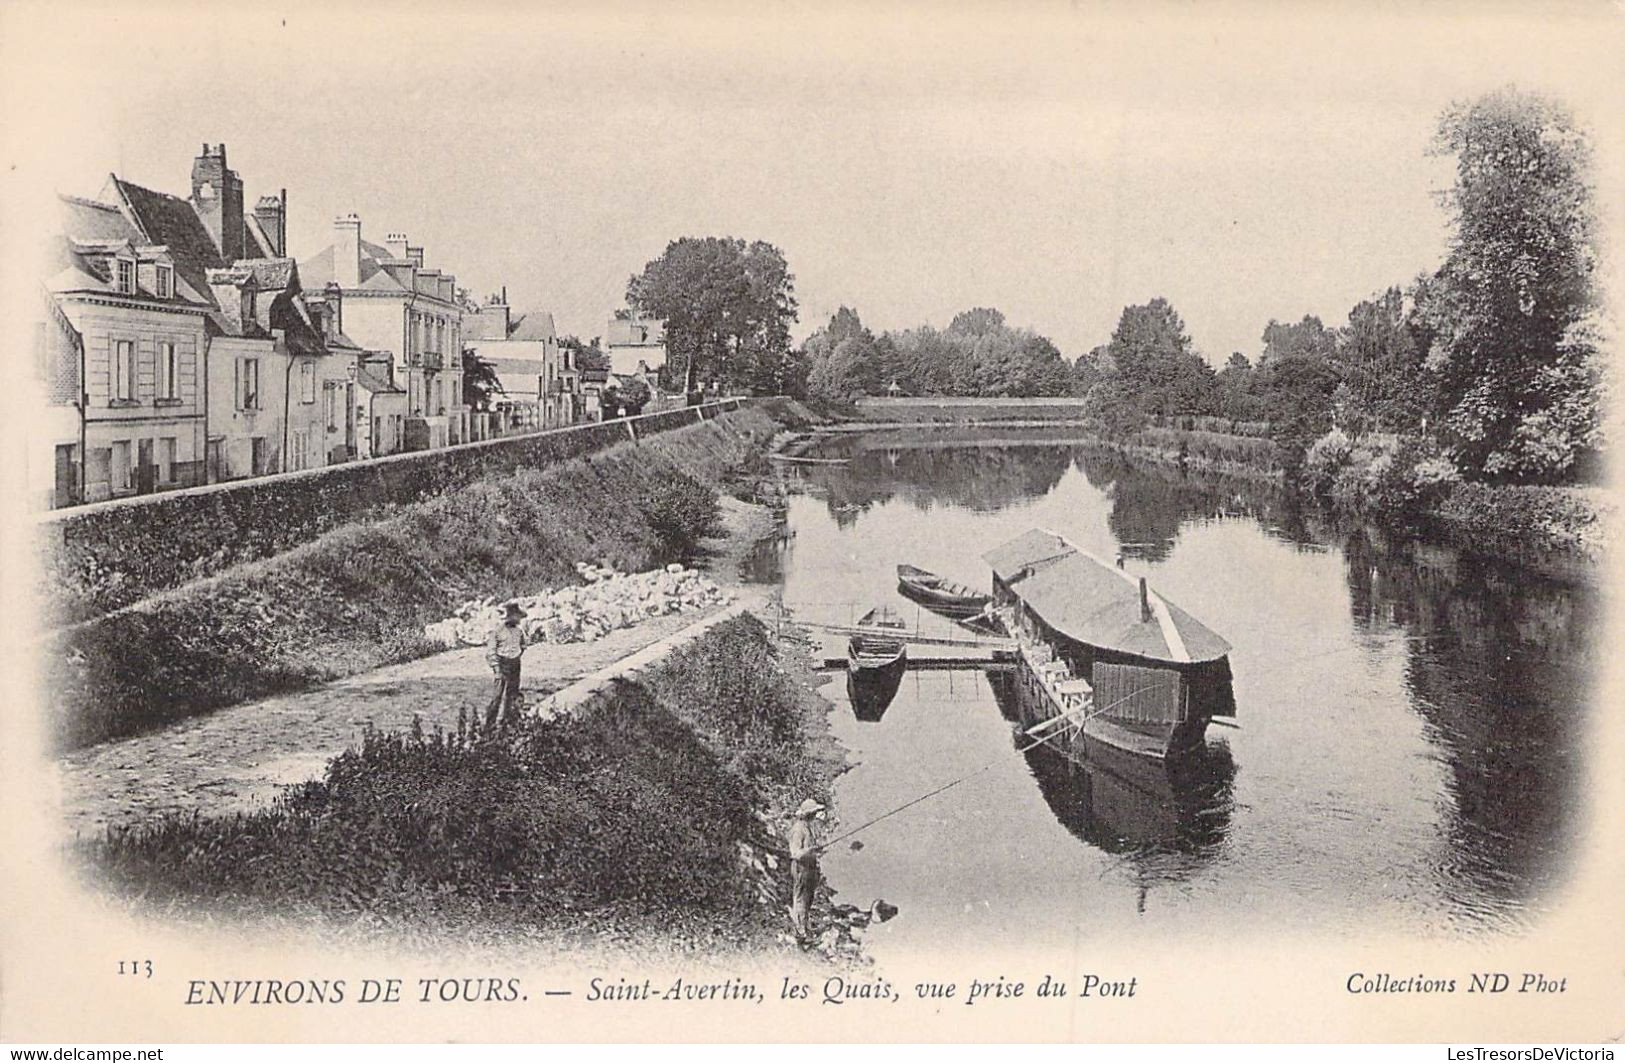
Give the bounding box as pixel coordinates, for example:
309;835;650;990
484;601;527;730
787;798;826;941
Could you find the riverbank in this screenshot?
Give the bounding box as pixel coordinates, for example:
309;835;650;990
788;413;1609;581
43;404;798;751
79;610;856;962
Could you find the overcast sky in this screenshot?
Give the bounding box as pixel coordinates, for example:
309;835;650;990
4;1;1622;363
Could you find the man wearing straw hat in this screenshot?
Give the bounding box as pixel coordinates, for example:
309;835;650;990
484;601;528;731
787;798;827;941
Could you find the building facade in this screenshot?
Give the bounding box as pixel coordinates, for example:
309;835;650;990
462;294;579;430
301;216;467;450
605;310;666;377
45;195;212;504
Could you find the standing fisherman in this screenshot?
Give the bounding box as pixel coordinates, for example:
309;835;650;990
485;602;527;730
787;798;826;941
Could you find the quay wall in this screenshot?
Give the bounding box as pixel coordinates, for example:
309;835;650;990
41;402;792;750
39;400;748;625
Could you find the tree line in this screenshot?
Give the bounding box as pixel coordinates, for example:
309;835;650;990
623;87;1606;487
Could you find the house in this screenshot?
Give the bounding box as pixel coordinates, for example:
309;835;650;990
576;342;611;421
351;354;408;459
43;194;212;504
100;146;359;480
462;292;579;430
300;216;467;450
27;292;92;509
605;310;666;376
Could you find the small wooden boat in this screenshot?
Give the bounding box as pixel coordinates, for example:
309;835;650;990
896;563;991;617
848;606;907;677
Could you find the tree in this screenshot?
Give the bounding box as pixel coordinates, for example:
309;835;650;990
1332;287;1430;435
1098;298;1217;417
461;348;503;411
1420;87;1600;481
626;237;798;395
803;307;883;400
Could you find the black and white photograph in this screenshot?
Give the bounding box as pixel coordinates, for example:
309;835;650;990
0;0;1620;1049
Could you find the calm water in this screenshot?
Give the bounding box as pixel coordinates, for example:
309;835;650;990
765;429;1598;962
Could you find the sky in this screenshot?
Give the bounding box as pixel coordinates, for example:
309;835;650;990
4;0;1623;364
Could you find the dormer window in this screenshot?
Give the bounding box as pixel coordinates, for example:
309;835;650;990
155;264;174;299
117;258;135;295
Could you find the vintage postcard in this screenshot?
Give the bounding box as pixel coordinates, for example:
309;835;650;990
1;0;1621;1047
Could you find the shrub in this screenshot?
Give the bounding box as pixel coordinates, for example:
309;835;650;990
645;472;723;561
1303;428;1354;496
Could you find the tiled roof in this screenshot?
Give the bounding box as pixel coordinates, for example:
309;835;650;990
111;177;228;312
236;257;296;291
299;238;415;294
355;359;402;394
51;194;211;308
509;311;556;342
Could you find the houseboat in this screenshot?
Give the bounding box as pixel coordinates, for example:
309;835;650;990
983;528;1235;761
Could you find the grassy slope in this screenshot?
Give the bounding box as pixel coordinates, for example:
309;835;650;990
47;407;787;751
84;616;842;955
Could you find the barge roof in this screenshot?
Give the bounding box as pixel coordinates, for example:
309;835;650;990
983;529;1231;665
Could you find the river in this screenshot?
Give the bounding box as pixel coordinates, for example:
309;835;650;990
761;428;1599;965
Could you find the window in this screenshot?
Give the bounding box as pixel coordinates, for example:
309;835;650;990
300;361;316;403
157;341;177;400
237;357;260;410
155;264;173;299
110;440;131;492
113;339;135;402
117;258;134;295
323;384;339;430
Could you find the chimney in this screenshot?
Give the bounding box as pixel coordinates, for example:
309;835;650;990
334;214;361;288
323;281;344;339
253;190;286;257
191;143;244;262
1139;577;1152;624
406;244;424;268
384;232;409;260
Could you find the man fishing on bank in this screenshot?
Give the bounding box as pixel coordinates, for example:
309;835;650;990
787;798;826;942
485;601;527;730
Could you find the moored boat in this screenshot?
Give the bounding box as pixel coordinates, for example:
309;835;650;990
896;563;991;617
847;606;908;676
983;528;1235;761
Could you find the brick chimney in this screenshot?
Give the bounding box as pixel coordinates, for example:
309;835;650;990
323;281;344;339
406;244;424;268
334;214;362;288
384;232;409;260
253;189;286;257
191;143;244;262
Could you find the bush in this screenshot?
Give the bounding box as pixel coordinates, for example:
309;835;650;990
645;472;723;561
1303;428;1354;496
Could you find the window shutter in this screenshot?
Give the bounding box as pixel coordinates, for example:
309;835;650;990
234;359;241;410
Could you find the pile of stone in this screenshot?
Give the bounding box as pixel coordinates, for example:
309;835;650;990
423;562;731;649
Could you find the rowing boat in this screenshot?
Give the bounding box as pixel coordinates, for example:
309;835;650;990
896;563;991;617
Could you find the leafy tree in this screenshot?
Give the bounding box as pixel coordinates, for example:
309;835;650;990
1332;287;1431;435
803;307;883;400
626;237;798;395
1420;87;1601;481
1097;298;1218;417
461;348;503;411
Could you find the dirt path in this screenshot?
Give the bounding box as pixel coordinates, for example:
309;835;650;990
55;497;780;839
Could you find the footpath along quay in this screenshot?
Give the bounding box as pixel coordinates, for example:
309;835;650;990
54;500;779;839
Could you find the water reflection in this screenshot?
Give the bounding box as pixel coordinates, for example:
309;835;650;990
989;670;1237;860
786;432;1597;937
